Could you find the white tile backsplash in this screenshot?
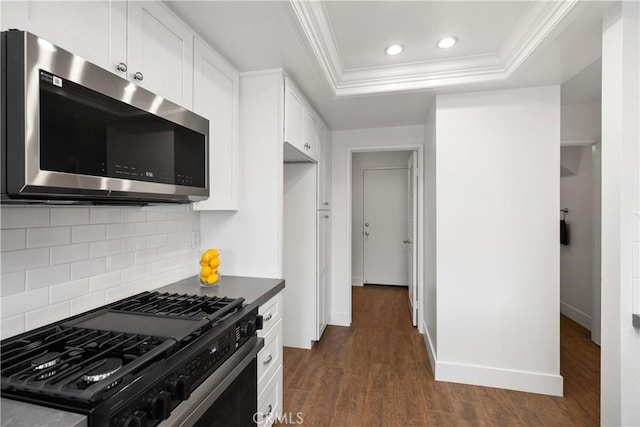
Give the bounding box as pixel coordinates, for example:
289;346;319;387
1;205;201;339
27;226;71;248
72;224;107;243
51;243;90;265
2;207;50;229
50;207;89;226
0;271;25;297
26;264;71;290
1;229;26;251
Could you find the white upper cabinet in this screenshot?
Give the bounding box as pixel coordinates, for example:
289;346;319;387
284;79;318;162
127;1;194;109
192;38;240;211
0;1;127;76
284;82;305;152
317;122;332;209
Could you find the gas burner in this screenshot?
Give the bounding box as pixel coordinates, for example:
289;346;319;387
82;358;123;383
31;352;61;371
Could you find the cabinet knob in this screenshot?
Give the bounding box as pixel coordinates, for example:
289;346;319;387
133;71;144;81
116;62;128;72
364;232;370;237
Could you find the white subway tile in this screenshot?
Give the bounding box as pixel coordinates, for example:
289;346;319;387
1;288;48;318
0;272;25;297
50;207;89;226
90;240;121;258
167;209;188;221
1;229;26;251
90;208;122;224
157;221;178;233
25;302;70;330
71;258;106;280
146;234;167;248
1;248;50;273
89;271;121;292
122;209;146;223
135;222;157;236
106;253;135;272
105;283;134;303
133;277;158;293
1;314;25;339
27;226;71;248
121;236;147;253
107;223;134;239
157;245;180;261
134;248;157;265
50;278;89;304
1;207;49;229
167;232;186;245
51;243;89;264
633;242;640;279
145;210;168;221
71;224;107;243
71;292;105;315
26;264;70;290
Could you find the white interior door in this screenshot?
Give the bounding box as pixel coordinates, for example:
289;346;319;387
363;168;408;286
407;153;418;326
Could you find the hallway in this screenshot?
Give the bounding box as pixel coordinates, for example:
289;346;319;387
280;285;600;426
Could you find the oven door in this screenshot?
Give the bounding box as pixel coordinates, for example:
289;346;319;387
160;336;264;427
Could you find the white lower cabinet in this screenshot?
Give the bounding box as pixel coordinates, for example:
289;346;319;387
257;292;283;427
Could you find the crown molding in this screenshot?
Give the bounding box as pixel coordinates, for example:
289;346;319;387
289;0;580;97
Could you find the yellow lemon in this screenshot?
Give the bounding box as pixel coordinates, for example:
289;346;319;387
206;249;219;258
201;265;212;277
209;258;220;268
206;273;219;285
200;260;209;267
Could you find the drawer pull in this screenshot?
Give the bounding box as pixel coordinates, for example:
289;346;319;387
263;313;273;322
263;354;273;365
263;404;273;418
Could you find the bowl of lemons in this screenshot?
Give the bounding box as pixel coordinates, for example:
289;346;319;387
200;248;221;286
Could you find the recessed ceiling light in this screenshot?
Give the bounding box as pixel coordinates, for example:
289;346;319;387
437;36;458;49
385;44;404;55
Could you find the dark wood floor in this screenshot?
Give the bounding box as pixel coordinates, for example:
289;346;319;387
279;285;600;426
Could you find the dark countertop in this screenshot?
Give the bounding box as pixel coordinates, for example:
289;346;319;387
1;275;284;427
156;274;285;312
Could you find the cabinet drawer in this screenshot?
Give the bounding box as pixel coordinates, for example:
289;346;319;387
257;365;282;427
258;292;282;337
258;319;281;391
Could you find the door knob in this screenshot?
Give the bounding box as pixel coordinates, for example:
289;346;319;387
364;232;370;237
364;222;369;227
116;62;128;72
133;71;144;81
403;239;409;244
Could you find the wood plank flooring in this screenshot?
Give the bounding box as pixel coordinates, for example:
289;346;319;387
279;285;600;426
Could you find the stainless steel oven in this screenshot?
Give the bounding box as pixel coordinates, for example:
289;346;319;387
160;336;264;427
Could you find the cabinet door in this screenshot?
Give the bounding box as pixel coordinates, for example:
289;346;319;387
284;82;304;152
1;1;127;77
303;109;319;160
317;212;330;339
127;1;194;109
192;38;239;211
317;122;332;209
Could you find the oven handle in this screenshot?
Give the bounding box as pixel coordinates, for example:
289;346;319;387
159;336;264;427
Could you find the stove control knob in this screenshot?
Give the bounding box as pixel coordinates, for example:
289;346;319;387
149;390;171;421
123;410;147;427
169;374;191;400
239;319;257;337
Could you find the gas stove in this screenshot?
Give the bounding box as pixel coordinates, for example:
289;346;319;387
1;291;263;426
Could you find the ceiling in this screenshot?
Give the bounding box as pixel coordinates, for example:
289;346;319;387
165;1;612;131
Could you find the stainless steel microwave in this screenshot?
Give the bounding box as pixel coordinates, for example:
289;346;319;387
1;30;209;204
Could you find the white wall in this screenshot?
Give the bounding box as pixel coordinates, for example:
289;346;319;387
560;145;595;329
351;151;411;286
423;103;437;367
561;103;601;141
601;3;640;425
330;126;425;326
200;71;284;279
434;86;563;396
0;205;200;339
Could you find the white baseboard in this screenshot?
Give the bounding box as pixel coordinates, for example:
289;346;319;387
329;311;350;327
560;300;592;330
436;361;564;397
421;319;437;374
352;276;363;286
